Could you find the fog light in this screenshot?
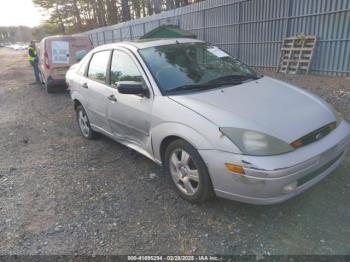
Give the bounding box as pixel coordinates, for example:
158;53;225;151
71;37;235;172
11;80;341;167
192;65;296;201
283;181;298;192
225;163;245;175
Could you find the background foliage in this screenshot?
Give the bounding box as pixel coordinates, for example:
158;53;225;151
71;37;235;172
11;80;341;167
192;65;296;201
32;0;204;38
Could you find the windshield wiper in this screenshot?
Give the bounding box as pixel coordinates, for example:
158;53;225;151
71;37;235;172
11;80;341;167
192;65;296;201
207;74;260;85
166;83;216;94
166;74;261;94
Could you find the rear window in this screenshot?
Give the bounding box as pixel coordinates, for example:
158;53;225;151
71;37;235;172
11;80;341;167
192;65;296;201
87;51;110;82
51;40;70;64
45;37;92;65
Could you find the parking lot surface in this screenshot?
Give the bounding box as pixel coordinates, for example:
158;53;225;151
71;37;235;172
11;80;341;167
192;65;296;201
0;48;349;255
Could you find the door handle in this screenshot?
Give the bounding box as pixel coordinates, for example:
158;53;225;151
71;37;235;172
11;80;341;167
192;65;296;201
82;83;88;89
107;94;117;102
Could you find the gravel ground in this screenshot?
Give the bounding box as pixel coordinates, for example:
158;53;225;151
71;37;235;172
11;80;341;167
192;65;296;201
0;48;349;255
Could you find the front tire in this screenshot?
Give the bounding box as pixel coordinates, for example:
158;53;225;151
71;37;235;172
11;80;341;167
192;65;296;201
164;139;214;203
76;105;98;139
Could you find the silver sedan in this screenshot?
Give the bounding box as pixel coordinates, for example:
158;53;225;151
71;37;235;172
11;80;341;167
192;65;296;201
66;38;350;204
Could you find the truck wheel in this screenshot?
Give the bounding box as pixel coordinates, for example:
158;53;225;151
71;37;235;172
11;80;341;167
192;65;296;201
45;82;54;93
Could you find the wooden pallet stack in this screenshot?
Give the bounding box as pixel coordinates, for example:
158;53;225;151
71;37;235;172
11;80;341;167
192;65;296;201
278;35;317;74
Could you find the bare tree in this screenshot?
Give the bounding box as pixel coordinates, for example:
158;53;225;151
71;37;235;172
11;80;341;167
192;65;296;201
153;0;162;14
32;0;205;34
121;0;131;21
106;0;119;25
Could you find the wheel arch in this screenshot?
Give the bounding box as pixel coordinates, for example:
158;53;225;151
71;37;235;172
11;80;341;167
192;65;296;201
152;122;213;164
71;90;85;111
160;131;216;203
73;99;82;110
159;135;182;164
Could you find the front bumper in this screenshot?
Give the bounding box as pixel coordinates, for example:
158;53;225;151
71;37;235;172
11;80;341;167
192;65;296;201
199;120;350;205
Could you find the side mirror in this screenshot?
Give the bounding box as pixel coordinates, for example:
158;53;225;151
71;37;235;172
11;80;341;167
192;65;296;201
116;81;149;97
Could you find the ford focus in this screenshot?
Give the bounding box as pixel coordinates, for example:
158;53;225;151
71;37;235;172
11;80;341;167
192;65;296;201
66;38;350;204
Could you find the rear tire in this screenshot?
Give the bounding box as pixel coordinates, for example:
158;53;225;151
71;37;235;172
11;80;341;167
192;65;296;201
76;105;99;139
164;139;214;203
45;81;54;93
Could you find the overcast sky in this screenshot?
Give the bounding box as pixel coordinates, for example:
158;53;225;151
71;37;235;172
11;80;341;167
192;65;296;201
0;0;43;27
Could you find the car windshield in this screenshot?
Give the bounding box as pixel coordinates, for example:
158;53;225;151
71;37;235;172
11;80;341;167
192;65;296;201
138;42;260;94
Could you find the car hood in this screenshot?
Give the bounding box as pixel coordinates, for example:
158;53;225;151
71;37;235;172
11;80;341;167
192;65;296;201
169;76;336;143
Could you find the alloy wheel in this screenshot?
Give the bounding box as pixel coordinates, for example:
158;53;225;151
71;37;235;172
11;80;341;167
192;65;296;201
169;149;200;196
78;109;90;137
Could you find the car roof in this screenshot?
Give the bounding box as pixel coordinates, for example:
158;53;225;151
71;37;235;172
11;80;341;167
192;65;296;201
41;35;90;42
93;38;205;52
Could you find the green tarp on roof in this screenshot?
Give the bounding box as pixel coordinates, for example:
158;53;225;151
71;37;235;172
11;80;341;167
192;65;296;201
140;25;196;39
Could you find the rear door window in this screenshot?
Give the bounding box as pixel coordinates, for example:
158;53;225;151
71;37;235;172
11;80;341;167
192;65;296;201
87;51;110;83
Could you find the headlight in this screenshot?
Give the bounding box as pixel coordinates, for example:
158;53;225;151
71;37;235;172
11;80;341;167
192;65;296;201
220;127;294;156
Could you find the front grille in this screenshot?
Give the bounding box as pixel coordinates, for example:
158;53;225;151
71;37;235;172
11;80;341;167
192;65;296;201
291;122;337;149
297;151;343;186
